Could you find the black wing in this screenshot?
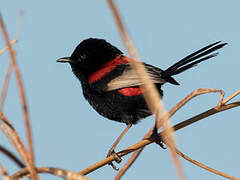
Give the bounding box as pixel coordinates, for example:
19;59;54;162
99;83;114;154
106;63;166;91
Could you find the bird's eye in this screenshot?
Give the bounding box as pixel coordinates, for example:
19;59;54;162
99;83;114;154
80;54;87;60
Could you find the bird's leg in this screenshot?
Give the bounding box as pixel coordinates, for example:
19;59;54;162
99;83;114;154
107;123;132;170
107;124;132;157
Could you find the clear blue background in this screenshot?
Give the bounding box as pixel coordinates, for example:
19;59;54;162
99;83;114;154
1;1;239;179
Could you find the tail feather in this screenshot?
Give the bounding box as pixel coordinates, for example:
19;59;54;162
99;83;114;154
162;41;227;78
172;53;218;75
165;41;221;73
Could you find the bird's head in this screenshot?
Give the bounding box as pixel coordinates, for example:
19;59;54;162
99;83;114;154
57;38;123;77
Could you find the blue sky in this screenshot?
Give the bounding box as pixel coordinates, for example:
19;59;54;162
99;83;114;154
1;1;240;179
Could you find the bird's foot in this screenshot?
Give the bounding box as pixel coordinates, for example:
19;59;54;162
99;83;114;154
150;127;167;149
154;135;166;149
107;149;122;171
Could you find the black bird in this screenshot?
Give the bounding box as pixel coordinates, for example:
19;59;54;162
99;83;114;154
57;38;227;169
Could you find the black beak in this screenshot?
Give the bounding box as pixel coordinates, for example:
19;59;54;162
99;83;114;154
56;57;72;63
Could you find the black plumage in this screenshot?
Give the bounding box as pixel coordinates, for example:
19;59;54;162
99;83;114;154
57;38;226;125
57;38;227;167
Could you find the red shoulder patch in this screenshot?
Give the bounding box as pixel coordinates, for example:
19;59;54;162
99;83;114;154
88;55;131;83
118;87;143;96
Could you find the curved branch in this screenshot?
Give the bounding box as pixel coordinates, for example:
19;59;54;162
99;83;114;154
11;167;89;180
0;111;32;179
115;88;224;179
0;11;24;109
9;100;239;179
0;164;10;180
78;100;240;176
0;144;25;168
0;13;37;180
176;148;239;180
0;111;29;164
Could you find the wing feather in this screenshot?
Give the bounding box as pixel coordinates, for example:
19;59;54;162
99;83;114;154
106;64;166;91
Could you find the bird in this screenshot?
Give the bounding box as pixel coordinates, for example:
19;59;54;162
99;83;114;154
57;38;227;169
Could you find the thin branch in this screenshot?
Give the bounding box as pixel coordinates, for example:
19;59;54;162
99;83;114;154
78;99;240;176
0;111;35;177
0;164;11;180
0;111;29;165
157;88;224;129
116;88;224;178
0;10;24;108
173;102;240;132
176;148;239;180
106;1;183;179
0;62;13;108
0;13;38;180
223;90;240;104
11;167;90;180
0;144;25;168
0;40;17;55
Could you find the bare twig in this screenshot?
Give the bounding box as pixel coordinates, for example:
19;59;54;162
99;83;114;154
116;88;224;178
0;40;17;55
0;111;29;165
157;88;224;129
0;10;24;108
0;111;36;178
79;101;240;175
176;148;239;180
11;167;90;180
0;13;38;179
106;1;183;179
0;144;25;168
0;164;11;180
223;90;240;104
0;62;13;108
173;102;240;132
78;97;240;176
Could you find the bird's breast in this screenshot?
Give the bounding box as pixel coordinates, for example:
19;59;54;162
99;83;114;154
88;55;130;84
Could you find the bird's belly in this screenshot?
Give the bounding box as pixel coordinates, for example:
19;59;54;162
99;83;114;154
83;90;151;124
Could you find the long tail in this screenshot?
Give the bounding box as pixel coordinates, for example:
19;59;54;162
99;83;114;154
162;41;227;85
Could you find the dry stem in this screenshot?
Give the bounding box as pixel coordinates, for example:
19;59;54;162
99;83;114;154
0;40;17;55
115;88;224;178
0;111;34;177
7;88;239;179
0;13;38;179
78;89;239;178
11;167;90;180
0;164;11;180
223;90;240;104
176;148;239;180
0;61;13;108
78;103;239;176
0;11;23;108
106;1;183;179
0;145;25;168
0;111;28;164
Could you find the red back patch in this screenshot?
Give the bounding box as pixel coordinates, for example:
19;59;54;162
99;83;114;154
88;55;130;83
118;87;143;96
